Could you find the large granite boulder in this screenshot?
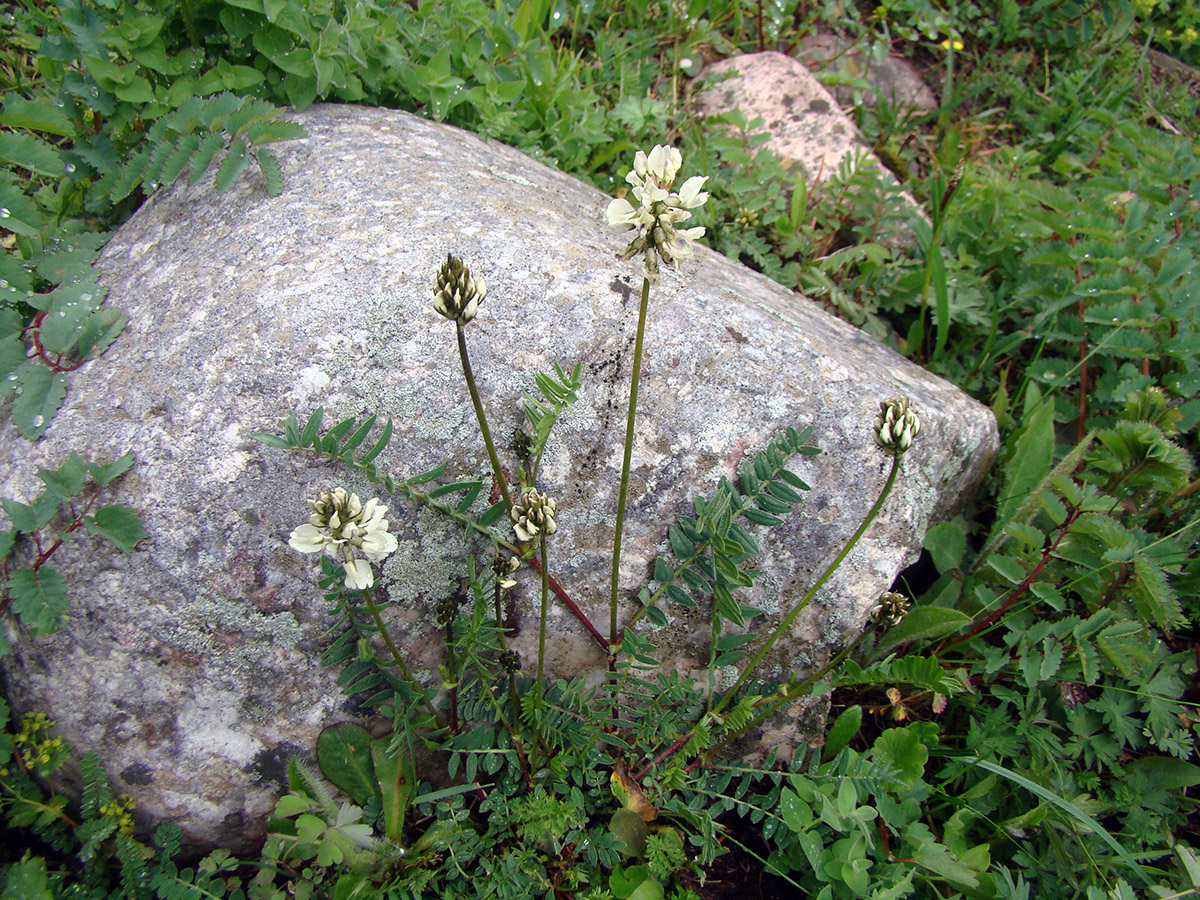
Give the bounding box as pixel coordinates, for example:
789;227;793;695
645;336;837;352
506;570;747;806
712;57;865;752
0;104;996;851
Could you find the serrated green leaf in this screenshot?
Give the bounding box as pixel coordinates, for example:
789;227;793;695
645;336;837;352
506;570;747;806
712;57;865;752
13;364;68;440
925;520;966;573
0;132;64;177
0;95;76;137
39;290;97;355
38;454;86;500
74;308;127;360
86;451;135;487
996;393;1055;528
823;705;862;761
7;566;69;635
158;133;202;186
0;336;28;391
85;504;146;552
986;554;1025;585
0;529;15;562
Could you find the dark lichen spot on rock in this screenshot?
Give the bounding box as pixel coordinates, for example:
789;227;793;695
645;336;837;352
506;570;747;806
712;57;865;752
247;744;305;790
609;277;633;307
781;94;795;109
808;98;830;114
120;762;154;786
725;325;749;345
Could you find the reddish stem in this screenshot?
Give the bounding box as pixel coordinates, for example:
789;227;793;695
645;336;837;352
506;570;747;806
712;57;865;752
526;553;608;653
941;506;1080;653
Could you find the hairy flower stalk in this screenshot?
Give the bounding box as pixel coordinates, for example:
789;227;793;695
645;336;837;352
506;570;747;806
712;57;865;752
288;488;398;590
606;145;709;650
433;254;513;512
712;399;921;719
513;490;558;708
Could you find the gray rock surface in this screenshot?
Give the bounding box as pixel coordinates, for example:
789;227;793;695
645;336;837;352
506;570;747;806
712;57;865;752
0;104;996;851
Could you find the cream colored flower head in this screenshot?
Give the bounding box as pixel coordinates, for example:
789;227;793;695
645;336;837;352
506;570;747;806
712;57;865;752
874;398;921;457
289;488;399;590
606;144;709;273
511;489;558;543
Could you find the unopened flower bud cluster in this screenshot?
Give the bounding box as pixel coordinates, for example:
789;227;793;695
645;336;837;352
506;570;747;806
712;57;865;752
289;488;398;590
874;397;921;457
869;591;911;628
433;253;486;325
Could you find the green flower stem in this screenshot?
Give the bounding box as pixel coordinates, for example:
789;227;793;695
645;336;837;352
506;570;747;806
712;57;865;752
609;274;653;647
361;588;445;728
714;453;902;717
178;0;201;47
457;323;512;513
536;536;549;710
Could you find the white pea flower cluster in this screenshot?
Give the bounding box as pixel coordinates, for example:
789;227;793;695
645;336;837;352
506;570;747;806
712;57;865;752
289;488;398;590
606;145;709;273
874;397;922;457
511;489;558;543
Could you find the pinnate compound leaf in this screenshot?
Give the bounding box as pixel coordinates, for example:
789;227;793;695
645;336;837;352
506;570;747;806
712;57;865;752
256;146;283;196
214;138;249;192
85;504;146;552
8;566;69;635
188;133;229;184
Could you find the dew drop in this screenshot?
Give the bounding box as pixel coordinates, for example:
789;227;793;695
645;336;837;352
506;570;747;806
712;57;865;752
0;280;7;289
5;374;15;382
64;162;76;174
31;415;44;428
80;292;93;302
0;208;9;218
57;310;66;317
89;87;99;97
53;98;65;108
